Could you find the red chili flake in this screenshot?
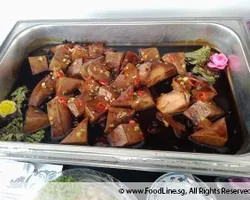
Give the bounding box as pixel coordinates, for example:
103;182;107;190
129;120;136;126
58;97;67;106
85;76;93;84
105;104;110;110
75;99;84;107
137;90;145;96
95;102;107;112
194;91;209;102
133;76;140;86
168;55;175;63
99;79;109;86
55;71;64;78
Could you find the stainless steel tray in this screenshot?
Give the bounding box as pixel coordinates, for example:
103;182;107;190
0;19;250;177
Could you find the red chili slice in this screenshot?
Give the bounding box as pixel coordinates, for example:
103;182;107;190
95;102;107;112
57;97;67;106
137;90;145;96
99;79;109;86
129;120;136;126
56;71;64;78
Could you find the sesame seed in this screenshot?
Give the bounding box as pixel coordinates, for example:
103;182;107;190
41;82;46;89
62;58;67;62
183;77;188;82
155;55;159;58
50;122;54;125
49;116;54;121
150;59;153;61
38;56;44;62
144;55;148;58
76;132;82;138
64;54;70;58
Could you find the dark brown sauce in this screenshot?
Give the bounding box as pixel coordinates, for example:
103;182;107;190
11;44;243;154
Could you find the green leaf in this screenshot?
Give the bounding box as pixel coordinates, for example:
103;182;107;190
185;46;211;65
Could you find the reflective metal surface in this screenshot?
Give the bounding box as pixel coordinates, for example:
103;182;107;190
0;19;250;176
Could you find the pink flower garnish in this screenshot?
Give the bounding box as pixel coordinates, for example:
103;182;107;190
207;53;228;70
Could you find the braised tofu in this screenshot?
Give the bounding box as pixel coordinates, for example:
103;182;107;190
162;52;186;74
184;101;224;125
24;106;50;133
78;79;100;96
156;90;190;114
111;86;133;108
80;56;105;80
121;51;140;69
50;43;74;54
172;75;192;92
139;47;160;62
56;77;81;96
28;56;48;75
196;118;213;130
105;51;124;70
87;61;112;85
190;117;228;147
61;118;88;145
104;107;135;133
112;63;139;92
84;96;109;123
147;62;177;87
192;84;217;102
67;58;83;78
107;123;144;147
49;45;71;70
71;45;88;61
97;86;119;103
157;112;185;137
88;43;104;58
29;75;56;107
137;62;152;85
67;95;90;118
47;97;72;139
132;88;155;111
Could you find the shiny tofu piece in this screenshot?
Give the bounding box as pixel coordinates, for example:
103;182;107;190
84;96;109;123
29;75;56;107
87;62;112;85
105;51;125;70
147;62;177;87
111;86;134;108
184;101;224;125
104;107;135;134
71;45;88;61
61;118;88;145
49;45;71;70
137;62;152;85
67;58;83;78
190;117;228;147
88;43;104;58
157;112;185;137
50;43;74;54
97;86;119;103
23;106;50;134
107;123;144;147
112;63;139;92
162;52;186;74
78;79;100;96
139;47;160;62
56;77;82;96
172;75;192;92
192;84;217;102
80;56;105;80
28;56;48;75
47;97;72;139
67;95;90;118
156;90;190;114
132;88;155;111
121;51;140;70
196;118;213;131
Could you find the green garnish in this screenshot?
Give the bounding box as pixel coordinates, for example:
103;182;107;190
51;176;76;182
134;125;140;132
185;46;211;65
35;176;82;200
9;86;28;116
105;71;110;77
192;66;219;85
0;86;45;143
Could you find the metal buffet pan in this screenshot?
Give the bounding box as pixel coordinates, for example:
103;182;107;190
0;19;250;177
